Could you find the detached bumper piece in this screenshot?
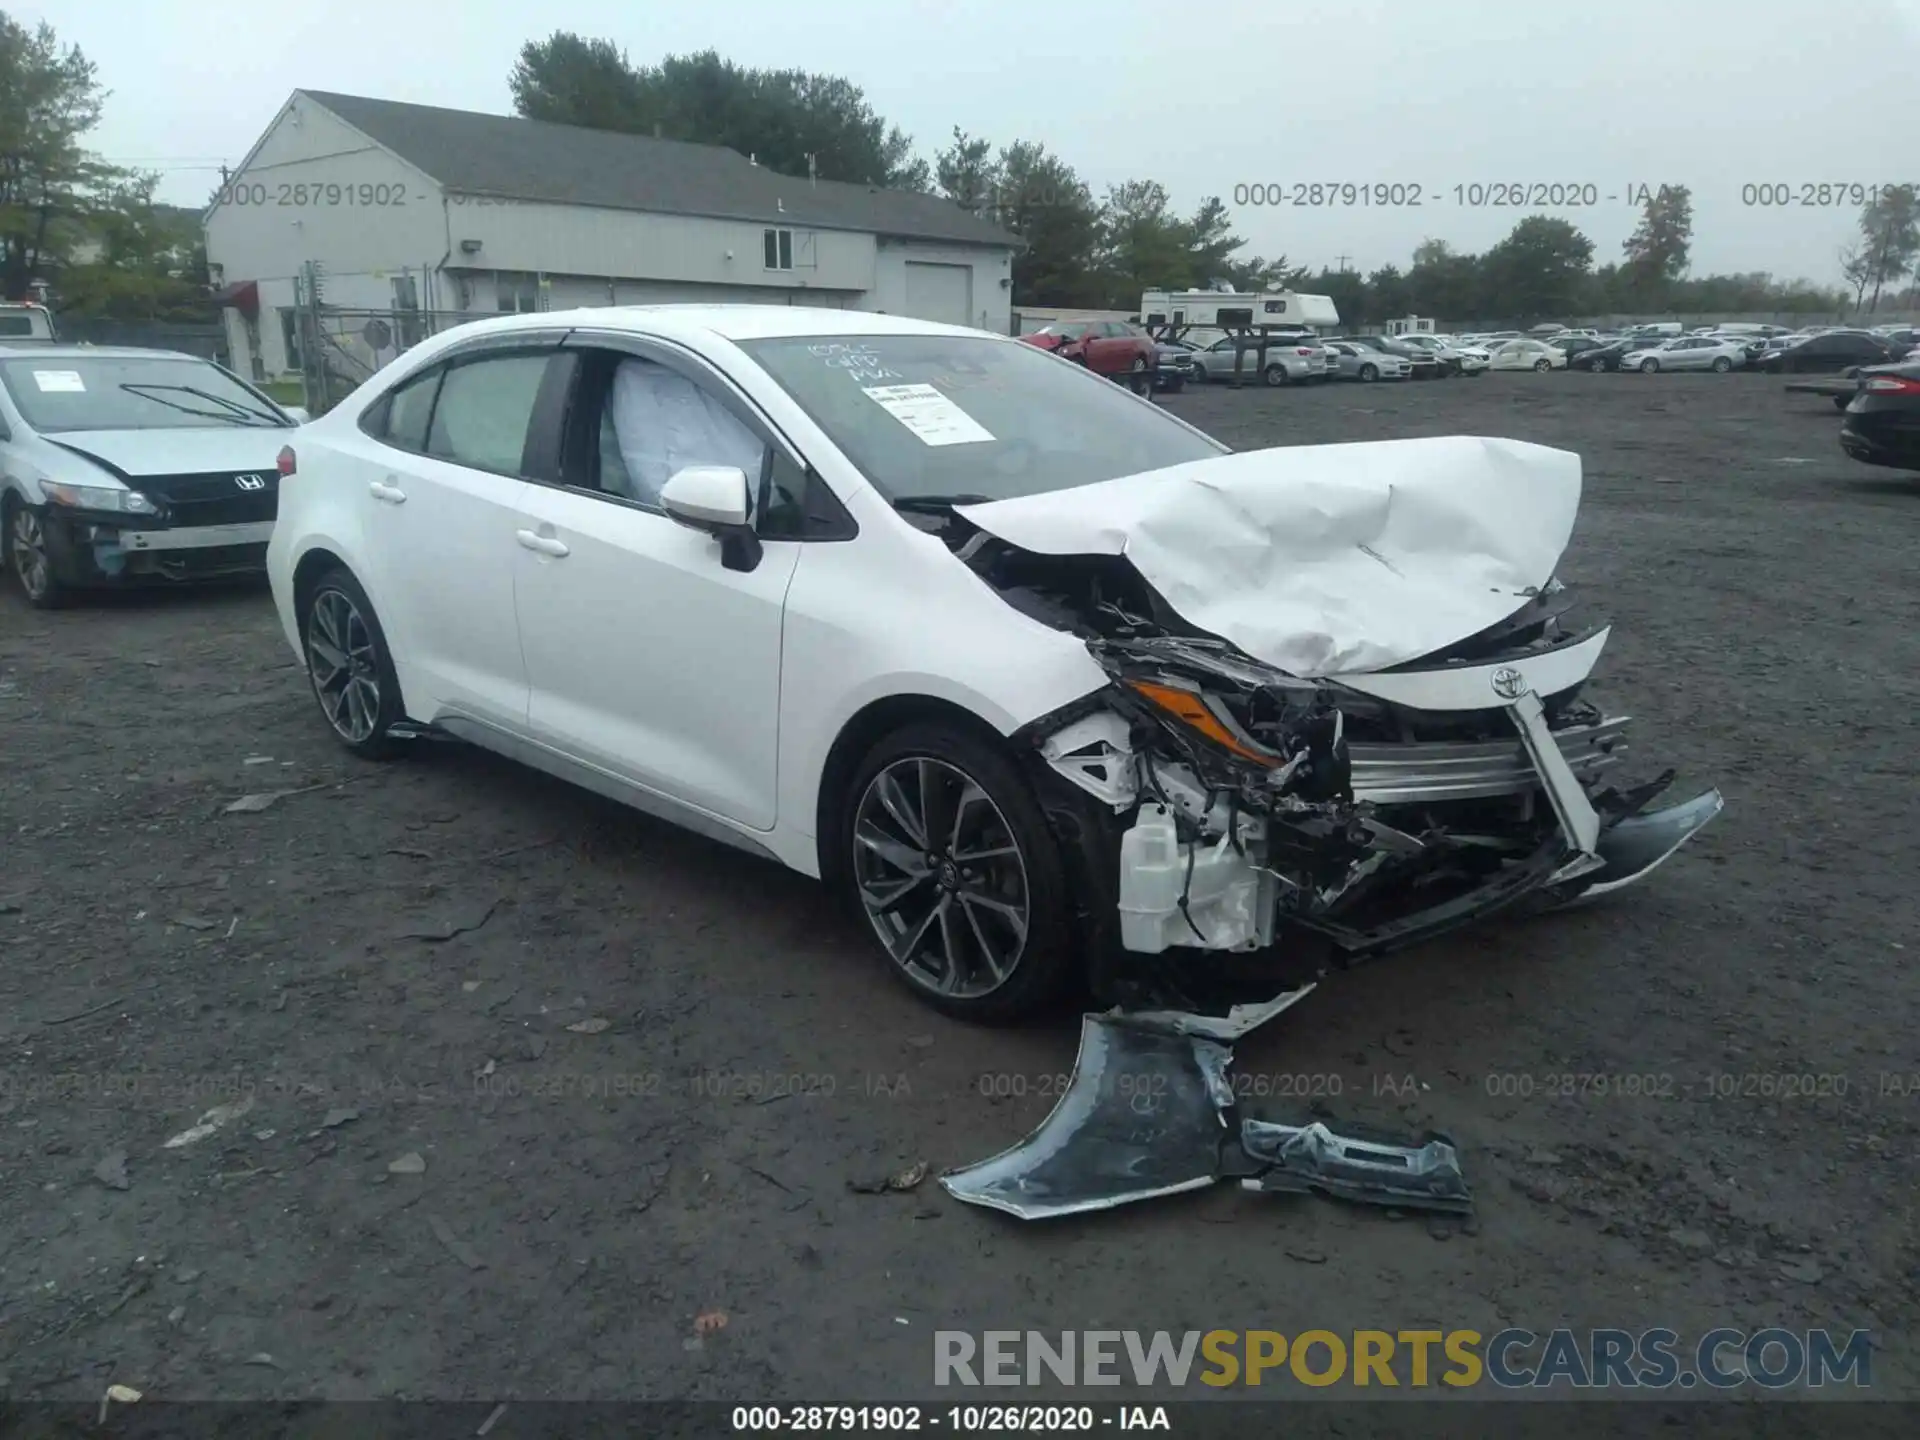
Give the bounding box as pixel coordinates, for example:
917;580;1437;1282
940;990;1471;1221
1236;1120;1470;1214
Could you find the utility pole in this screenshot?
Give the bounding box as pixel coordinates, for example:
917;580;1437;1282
1335;253;1352;273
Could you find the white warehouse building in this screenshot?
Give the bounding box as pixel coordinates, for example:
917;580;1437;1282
204;90;1021;381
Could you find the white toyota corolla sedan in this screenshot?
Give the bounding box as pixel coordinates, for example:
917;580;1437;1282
268;306;1721;1021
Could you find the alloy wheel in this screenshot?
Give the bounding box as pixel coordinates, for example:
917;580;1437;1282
306;586;383;744
9;507;51;601
851;756;1030;1000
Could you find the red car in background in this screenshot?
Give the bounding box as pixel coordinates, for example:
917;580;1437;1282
1019;319;1159;380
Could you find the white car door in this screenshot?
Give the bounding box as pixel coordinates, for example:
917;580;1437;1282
346;341;563;729
511;341;804;830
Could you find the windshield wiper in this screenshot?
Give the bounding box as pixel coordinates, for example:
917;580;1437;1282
118;383;284;427
891;493;995;514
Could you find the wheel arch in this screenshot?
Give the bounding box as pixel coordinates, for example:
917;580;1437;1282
812;692;1017;889
289;545;411;722
291;544;352;624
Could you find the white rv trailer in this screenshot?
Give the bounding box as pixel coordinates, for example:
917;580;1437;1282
1140;289;1341;332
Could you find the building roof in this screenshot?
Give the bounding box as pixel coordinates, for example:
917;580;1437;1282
300;91;1020;251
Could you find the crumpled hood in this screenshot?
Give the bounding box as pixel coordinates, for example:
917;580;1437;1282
46;427;295;480
955;435;1581;677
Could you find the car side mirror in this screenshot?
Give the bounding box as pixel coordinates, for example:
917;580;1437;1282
660;464;762;573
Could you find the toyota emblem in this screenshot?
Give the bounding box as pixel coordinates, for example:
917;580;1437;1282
1491;666;1528;700
234;473;267;491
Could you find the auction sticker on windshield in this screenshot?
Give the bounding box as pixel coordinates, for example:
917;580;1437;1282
33;371;86;393
862;383;995;446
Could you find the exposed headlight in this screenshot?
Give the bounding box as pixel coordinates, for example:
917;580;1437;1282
41;482;160;515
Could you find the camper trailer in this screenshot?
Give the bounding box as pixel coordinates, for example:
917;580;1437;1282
1140;289;1341;334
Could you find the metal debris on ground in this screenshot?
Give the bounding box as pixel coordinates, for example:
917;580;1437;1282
388;1152;427;1175
940;984;1473;1221
849;1160;928;1195
162;1097;256;1150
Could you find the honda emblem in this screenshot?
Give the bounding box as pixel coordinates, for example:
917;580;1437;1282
1490;666;1528;700
234;473;267;491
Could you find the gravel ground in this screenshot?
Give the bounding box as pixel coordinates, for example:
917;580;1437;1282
1;369;1915;1412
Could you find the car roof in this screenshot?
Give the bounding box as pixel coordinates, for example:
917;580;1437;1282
446;304;992;347
0;343;205;362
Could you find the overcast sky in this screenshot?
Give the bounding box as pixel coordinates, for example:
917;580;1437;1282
27;0;1920;284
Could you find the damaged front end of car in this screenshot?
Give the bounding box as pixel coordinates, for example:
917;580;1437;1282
943;524;1722;1008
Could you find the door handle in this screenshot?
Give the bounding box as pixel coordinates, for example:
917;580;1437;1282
516;529;569;557
368;479;407;504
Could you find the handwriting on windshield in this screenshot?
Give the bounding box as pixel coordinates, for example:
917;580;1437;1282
806;342;901;384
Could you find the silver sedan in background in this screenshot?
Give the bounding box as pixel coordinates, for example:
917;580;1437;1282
1622;336;1751;373
1188;335;1329;386
1324;341;1414;381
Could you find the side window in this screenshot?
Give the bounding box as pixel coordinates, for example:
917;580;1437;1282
426;353;553;475
371;367;443;451
594;355;769;510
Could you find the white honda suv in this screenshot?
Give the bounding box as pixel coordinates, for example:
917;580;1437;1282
268;306;1720;1021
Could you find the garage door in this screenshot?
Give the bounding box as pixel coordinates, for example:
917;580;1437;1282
903;262;974;327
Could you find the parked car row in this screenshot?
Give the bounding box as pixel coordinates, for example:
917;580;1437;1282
1541;325;1912;376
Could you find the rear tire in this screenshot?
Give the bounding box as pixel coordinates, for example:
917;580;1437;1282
299;565;407;760
1263;363;1289;387
1533;358;1552;372
838;722;1078;1024
1711;356;1733;372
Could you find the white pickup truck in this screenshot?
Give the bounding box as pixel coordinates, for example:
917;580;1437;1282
0;303;58;343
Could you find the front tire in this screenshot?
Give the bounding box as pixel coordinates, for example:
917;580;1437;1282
1640;358;1660;373
300;565;406;760
1358;363;1379;382
4;496;68;610
840;723;1077;1023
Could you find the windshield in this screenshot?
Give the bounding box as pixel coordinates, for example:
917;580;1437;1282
737;334;1226;504
0;355;291;434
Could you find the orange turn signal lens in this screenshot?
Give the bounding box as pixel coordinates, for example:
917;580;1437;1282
1125;679;1276;762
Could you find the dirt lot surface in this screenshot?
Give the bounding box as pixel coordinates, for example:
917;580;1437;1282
1;370;1915;1417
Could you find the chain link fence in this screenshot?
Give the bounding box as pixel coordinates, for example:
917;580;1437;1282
292;302;473;415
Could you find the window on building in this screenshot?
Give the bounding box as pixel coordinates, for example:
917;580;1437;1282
763;228;794;271
279;308;304;372
496;272;540;313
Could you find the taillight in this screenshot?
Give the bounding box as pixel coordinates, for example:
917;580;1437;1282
1864;376;1920;394
276;445;296;476
1296;348;1314;356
